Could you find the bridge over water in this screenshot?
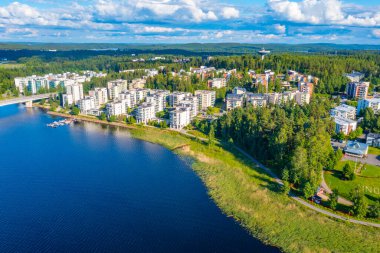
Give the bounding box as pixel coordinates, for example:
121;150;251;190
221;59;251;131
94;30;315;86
0;93;57;108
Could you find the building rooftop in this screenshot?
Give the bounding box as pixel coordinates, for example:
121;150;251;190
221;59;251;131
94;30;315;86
344;141;368;156
333;104;356;113
334;117;357;125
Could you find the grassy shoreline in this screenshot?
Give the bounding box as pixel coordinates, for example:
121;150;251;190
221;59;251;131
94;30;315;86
42;108;379;253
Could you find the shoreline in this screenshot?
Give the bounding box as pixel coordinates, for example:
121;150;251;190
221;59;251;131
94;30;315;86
37;105;379;253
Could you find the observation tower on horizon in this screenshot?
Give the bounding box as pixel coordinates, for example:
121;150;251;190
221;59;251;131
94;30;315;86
258;48;270;60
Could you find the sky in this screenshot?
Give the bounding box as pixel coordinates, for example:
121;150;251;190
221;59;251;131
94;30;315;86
0;0;379;44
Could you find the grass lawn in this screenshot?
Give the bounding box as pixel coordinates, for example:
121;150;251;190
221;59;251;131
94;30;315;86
368;146;380;156
186;129;208;139
126;127;379;253
324;160;380;204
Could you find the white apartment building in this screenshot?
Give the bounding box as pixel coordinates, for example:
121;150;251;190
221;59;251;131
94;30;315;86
78;96;96;114
295;91;310;105
118;92;133;109
170;107;191;129
246;93;267;107
169;92;192;107
195;90;216;110
146;91;169;114
106;100;126;117
135;88;150;103
226;93;244;111
330;104;356;120
107;79;128;99
89;88;108;108
334;117;357;135
357;98;380;114
178;96;198;118
208;78;226;89
62;83;84;107
136;102;156;124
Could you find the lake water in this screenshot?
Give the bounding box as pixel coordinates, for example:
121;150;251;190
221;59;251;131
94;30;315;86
0;105;279;253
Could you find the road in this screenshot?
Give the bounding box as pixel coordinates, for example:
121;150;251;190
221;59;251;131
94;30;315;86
320;171;353;206
0;93;56;107
230;146;380;228
175;130;379;227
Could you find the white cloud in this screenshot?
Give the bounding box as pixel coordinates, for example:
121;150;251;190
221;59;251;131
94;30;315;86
274;24;286;34
373;29;380;38
221;7;239;19
95;0;218;22
128;25;186;33
268;0;380;26
5;27;38;37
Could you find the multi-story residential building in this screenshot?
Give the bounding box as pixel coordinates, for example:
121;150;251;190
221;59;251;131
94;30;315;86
366;133;380;147
136;102;156;124
226;93;244;111
107;79;128;100
89;88;108;108
62;83;84;107
178;96;198;118
346;82;369;99
208;78;227;89
106;100;126;117
129;78;146;89
169;92;192;107
246;93;267;107
118;91;133;109
170;107;191;129
345;71;364;82
330;104;356;120
78;96;96;114
146;90;169;114
135;88;150;103
298;82;314;96
295;91;310;105
15;71;100;95
357;98;380;114
334;117;357;135
233;87;246;95
195;90;216;110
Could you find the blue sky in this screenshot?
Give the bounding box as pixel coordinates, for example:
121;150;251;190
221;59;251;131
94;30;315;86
0;0;379;44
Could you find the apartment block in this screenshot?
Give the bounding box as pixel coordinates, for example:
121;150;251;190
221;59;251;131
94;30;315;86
334;117;357;135
169;91;192;107
89;88;108;108
178;96;198;118
62;83;84;107
136;102;156;124
169;107;191;129
226;93;244;111
208;78;226;89
357;98;380;114
195;90;216;110
106;100;127;117
346;82;369;99
78;96;96;114
330;104;356;120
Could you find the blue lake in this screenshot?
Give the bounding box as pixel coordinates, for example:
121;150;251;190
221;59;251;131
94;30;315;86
0;104;279;252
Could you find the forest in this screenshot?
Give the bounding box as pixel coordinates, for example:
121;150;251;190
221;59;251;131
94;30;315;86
1;51;380;97
209;97;338;194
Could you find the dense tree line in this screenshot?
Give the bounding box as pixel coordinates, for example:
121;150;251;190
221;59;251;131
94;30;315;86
214;97;339;192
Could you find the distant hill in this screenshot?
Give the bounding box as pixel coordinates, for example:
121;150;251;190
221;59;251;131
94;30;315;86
0;43;378;61
0;42;379;52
